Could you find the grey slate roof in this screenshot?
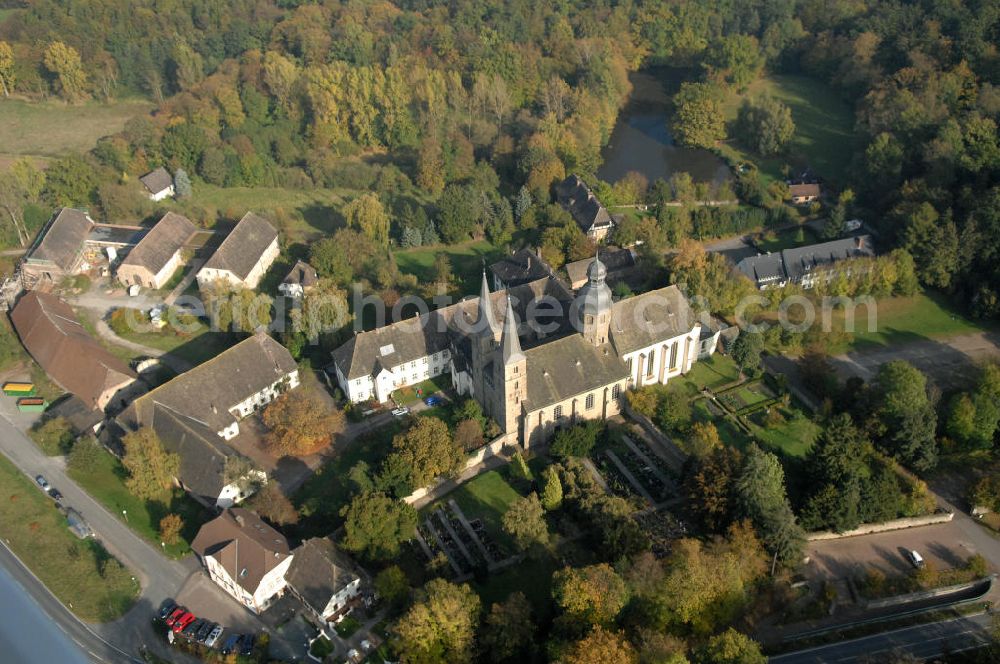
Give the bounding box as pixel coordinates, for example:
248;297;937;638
489;249;551;287
123;332;297;433
281;260;319;288
286;538;359;617
500;296;525;365
523;335;628;410
25;208;94;270
782;235;875;281
120;212;196;274
332;277;574;381
149;403;238;501
736;235;876;287
202;212;278;280
191;508;290;595
609;285;697;355
565;248;635;287
556;175;613;234
139;167;173;194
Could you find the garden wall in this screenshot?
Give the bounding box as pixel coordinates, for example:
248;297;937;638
402;433;516;505
806;510;953;541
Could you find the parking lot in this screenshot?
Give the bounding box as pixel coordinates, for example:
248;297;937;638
805;520;982;582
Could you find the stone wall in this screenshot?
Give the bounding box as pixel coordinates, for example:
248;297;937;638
806;511;953;541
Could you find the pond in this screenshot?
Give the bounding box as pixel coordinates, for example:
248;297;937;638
598;68;730;186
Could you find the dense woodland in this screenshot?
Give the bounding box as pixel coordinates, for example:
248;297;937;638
0;0;999;318
3;1;1000;663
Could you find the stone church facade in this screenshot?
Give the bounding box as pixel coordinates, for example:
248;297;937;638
331;255;718;448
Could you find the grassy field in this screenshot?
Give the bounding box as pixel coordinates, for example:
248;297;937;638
66;444;209;558
394;239;502;296
747;404;821;458
428;469;524;548
826;292;990;353
755;224;819;253
0;453;139;621
671;353;742;398
721;74;855;187
0;98;153;162
117;324;234;367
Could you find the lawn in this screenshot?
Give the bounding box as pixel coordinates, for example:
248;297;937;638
671;353;741;398
392;375;453;407
747;404;821;458
0;453;139;621
755;224;819;253
293;423;401;537
66;444;210;558
0;98;153;161
721;74;855;187
394;239;502;297
117;324;234;366
472;554;559;621
427;469;525;548
825;292;991;354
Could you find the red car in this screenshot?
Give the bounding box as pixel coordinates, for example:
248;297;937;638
172;612;196;633
164;607;186;627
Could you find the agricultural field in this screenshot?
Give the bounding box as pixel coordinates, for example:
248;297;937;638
0;98;153;164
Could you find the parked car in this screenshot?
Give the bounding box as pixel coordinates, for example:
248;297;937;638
220;634;241;655
48;488;62;502
158;601;177;621
204;625;224;648
164;607;186;626
34;475;50;492
240;634;256;656
172;612;196;633
391;407;409;417
424;395;443;406
195;621;215;643
906;549;925;568
182;618;204;639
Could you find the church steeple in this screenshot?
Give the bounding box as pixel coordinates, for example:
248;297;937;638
578;250;612;346
500;295;525;365
477;269;500;337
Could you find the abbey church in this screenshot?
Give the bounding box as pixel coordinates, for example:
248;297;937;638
331;255;720;447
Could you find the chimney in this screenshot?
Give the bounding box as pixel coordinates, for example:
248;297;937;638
855;236;863;248
211;404;218;414
527;256;531;270
234;514;245;527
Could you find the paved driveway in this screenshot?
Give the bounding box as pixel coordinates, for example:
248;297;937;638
805;521;982;582
830;332;1000;391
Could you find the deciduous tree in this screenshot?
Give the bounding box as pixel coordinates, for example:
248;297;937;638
341;491;417;561
247;482;299;525
386;417;463;490
481;592;534;662
158;513;184;545
393;578;481;664
344;192;391;248
559;626;638;664
262;387;344;456
501;493;549;552
43;41;88;102
553;563;629;628
121;428;180;501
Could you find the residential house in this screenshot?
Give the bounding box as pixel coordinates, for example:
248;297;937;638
191;509;293;614
788;182;821;205
285;538;362;625
736;235;876;290
118;331;298;506
196;212;279;290
277;260;319;301
489;249;553;291
332;256;716;448
116;212;197;289
11;291;138;413
140;167;175;201
555;175;615;241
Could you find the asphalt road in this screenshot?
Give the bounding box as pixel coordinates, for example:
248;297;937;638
0;406;197;662
770;613;994;663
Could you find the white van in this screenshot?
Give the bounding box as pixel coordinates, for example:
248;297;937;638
906;549;924;568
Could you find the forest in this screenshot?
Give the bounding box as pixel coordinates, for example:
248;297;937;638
0;0;998;320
